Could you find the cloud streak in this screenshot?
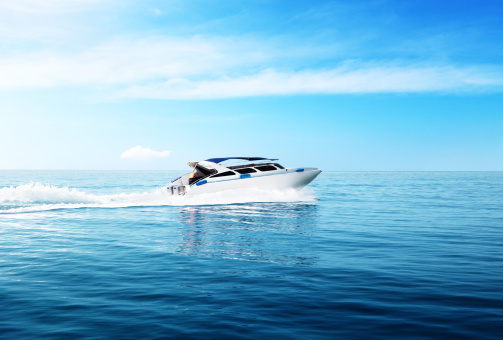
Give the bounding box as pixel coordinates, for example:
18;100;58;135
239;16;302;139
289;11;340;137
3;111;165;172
0;37;268;88
120;145;170;160
0;0;106;13
119;65;503;99
0;35;502;99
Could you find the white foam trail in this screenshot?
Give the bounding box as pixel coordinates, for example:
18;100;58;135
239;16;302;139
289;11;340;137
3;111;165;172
0;182;101;204
0;182;316;213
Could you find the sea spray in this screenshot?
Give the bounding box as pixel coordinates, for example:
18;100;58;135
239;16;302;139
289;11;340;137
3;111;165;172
0;182;316;213
0;182;101;204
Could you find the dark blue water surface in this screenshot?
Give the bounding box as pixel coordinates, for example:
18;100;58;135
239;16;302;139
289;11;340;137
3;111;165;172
1;171;502;339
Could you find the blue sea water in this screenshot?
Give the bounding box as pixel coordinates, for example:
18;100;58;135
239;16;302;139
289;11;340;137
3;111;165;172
0;171;502;339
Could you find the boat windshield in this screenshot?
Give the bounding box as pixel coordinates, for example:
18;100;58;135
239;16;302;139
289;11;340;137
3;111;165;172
189;164;216;185
222;158;282;169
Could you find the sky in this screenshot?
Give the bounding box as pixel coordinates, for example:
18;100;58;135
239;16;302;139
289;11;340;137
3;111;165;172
1;0;502;171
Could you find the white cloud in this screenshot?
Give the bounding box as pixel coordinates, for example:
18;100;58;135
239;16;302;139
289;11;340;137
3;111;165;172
120;145;170;160
0;35;502;98
0;0;106;13
0;0;113;42
0;36;266;88
118;65;503;99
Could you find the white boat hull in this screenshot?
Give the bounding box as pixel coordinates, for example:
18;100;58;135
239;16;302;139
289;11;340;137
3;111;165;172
185;168;321;196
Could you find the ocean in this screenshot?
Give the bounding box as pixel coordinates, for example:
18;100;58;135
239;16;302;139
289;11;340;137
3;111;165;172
1;171;502;339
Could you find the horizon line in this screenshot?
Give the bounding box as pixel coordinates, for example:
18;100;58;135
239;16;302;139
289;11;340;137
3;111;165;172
1;169;502;173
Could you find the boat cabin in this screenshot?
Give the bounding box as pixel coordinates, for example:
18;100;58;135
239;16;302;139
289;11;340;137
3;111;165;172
186;157;283;185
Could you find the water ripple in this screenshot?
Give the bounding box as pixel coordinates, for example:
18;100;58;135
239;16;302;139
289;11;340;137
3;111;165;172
1;171;502;339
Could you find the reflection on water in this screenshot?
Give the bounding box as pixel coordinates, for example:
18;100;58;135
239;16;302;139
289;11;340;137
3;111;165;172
176;203;319;265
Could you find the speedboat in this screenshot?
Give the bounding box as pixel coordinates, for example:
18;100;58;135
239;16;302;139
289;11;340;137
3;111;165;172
167;157;321;196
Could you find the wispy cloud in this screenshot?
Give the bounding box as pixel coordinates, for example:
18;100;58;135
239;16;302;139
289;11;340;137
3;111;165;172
151;8;162;16
1;0;503;101
0;36;267;88
119;64;503;99
0;0;106;13
1;35;502;98
120;145;170;160
0;0;112;42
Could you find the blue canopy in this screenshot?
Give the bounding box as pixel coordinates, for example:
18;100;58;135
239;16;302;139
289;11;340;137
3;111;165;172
205;157;277;164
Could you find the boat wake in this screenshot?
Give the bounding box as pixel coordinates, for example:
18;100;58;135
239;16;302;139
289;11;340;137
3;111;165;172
0;182;316;213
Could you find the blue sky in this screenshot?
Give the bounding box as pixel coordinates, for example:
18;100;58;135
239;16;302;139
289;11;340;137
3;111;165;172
1;0;502;170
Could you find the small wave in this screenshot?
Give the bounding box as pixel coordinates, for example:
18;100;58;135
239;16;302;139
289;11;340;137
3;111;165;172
0;182;316;213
